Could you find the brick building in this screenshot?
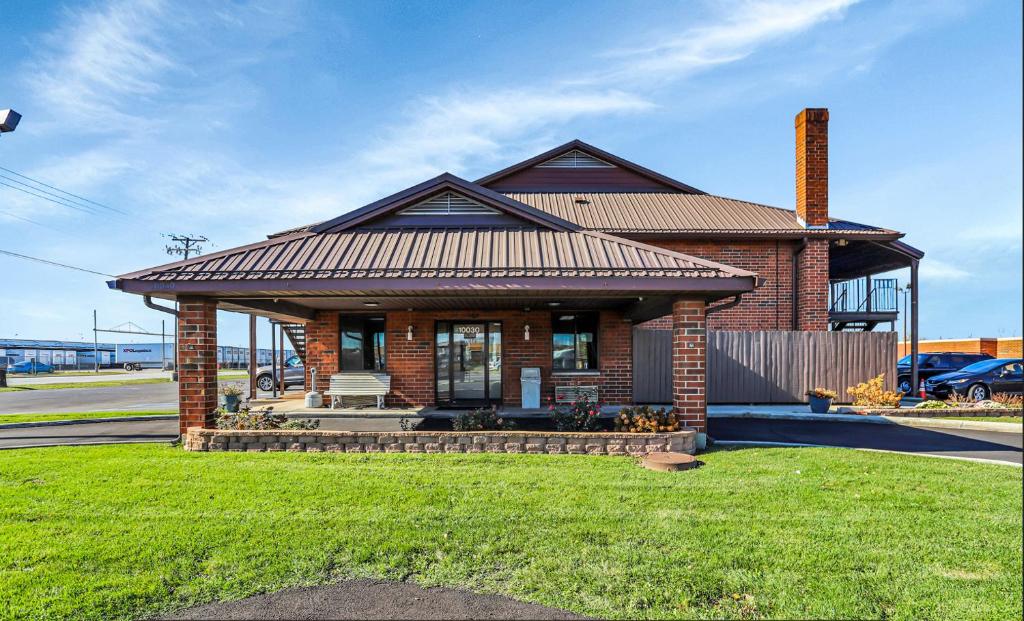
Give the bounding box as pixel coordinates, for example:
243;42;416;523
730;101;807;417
110;108;923;438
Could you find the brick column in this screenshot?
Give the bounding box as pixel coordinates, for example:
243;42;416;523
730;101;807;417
672;299;706;432
177;297;218;437
797;239;829;331
304;311;339;393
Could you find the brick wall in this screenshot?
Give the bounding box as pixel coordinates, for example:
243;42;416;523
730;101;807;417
795;108;829;227
358;308;632;408
177;297;218;436
640;239;799;331
796;239;829;331
304;311;339;393
671;300;706;432
897;337;1022;358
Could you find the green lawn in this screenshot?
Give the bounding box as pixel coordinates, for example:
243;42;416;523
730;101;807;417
939;416;1023;424
0;410;176;425
0;377;171;392
0;445;1020;620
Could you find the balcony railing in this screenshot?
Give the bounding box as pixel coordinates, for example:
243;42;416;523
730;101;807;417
829;277;898;314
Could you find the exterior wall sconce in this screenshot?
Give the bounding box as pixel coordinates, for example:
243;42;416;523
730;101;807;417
407;325;414;341
524;324;531;341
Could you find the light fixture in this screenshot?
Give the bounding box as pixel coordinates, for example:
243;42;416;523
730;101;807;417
835;239;848;247
548;301;561;307
407;325;414;341
524;324;531;341
363;301;380;307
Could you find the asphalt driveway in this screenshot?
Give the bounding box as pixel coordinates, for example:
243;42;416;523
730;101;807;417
0;418;178;450
710;417;1022;465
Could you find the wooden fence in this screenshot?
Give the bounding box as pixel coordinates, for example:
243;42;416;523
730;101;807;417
633;329;897;404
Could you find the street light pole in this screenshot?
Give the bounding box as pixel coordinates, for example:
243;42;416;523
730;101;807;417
0;109;21;136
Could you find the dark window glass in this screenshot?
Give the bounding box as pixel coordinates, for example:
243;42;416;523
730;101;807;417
552;312;598;370
340;316;386;371
436;322;450;401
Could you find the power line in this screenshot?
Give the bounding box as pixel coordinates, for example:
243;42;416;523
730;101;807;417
0;178;104;216
0;209;69;234
0;165;128;215
0;248;115;277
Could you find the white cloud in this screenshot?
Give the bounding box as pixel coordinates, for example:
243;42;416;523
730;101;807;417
590;0;859;86
919;259;970;281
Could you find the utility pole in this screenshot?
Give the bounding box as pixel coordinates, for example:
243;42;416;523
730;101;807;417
163;234;208;380
93;310;99;373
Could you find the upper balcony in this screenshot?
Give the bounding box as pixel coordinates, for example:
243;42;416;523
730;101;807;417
829;277;898;331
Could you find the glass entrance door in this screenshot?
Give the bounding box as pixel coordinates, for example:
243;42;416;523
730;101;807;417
436;322;502;406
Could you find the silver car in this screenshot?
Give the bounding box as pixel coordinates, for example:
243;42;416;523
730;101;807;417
255;355;304;391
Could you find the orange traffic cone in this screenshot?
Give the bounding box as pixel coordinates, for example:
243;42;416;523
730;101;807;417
919;380;926;399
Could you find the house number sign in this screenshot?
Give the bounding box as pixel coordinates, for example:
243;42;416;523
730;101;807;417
455;325;482;335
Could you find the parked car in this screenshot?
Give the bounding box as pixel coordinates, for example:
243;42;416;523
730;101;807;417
7;360;55;374
896;352;993;394
924;358;1023;401
254;355;304;392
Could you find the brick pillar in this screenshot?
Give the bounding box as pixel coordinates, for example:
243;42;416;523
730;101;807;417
671;299;706;432
304;311;339;393
797;239;829;331
177;297;218;437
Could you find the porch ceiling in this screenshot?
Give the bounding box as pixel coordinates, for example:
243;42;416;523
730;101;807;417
830;238;924;280
212;292;684;324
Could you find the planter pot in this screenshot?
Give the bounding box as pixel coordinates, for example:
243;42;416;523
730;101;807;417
223;394;241;413
808;395;833;414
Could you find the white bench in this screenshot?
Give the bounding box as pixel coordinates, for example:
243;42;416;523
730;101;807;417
325;372;391;409
554;385;599;405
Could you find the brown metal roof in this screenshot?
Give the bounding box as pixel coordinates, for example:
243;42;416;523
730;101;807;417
505;192;900;236
122;228;756;283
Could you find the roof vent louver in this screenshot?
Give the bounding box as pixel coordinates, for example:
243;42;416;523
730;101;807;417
536;149;615;169
399;192;500;216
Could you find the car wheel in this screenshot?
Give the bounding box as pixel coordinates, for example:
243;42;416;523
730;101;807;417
256;374;275;391
967;383;990;402
897;377;913;394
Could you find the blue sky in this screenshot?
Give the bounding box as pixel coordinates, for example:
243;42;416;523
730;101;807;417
1;0;1021;347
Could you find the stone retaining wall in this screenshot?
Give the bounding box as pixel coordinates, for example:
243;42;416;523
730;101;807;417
184;428;696;455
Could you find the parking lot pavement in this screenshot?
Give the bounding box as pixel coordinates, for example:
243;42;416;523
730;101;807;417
0;418;178;450
5;369;171;386
710;417;1023;465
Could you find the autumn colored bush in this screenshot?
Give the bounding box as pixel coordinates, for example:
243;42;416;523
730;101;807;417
847;374;903;408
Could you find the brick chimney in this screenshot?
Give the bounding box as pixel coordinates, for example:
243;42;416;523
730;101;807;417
795;108;829;228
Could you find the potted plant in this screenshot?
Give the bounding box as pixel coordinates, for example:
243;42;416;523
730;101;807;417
221;384;244;413
806;388;838;414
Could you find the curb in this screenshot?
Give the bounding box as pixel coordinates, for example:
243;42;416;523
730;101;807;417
711;440;1022;467
0;415;177;430
708;411;1022;434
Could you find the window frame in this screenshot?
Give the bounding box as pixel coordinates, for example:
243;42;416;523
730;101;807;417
338;314;387;372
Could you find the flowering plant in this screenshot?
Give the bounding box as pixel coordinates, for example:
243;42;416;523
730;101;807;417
615;405;679;433
551;392;604;432
805;388;838;400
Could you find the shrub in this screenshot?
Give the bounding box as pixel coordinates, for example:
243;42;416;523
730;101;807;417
221;384;244;397
614;405;679;433
847;374;903;408
806;388;838;400
215;406;320;430
993;392;1024;410
281;419;320;430
451;407;512;431
914;400;949;410
551;394;604;432
974;400;1006;410
945;392;977;408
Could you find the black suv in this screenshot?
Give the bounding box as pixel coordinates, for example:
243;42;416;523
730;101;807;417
896;352;993;394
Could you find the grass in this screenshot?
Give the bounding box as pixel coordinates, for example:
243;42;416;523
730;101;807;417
938;416;1023;424
0;410;177;425
0;378;171;392
0;445;1020;620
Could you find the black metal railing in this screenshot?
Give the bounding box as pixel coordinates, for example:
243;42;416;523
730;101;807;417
829;277;898;313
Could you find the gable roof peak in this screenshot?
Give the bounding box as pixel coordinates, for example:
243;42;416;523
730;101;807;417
475;139;704;194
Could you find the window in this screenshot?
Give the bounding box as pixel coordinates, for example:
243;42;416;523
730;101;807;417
285;355;302;368
340;316;386;371
552;312;598;371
